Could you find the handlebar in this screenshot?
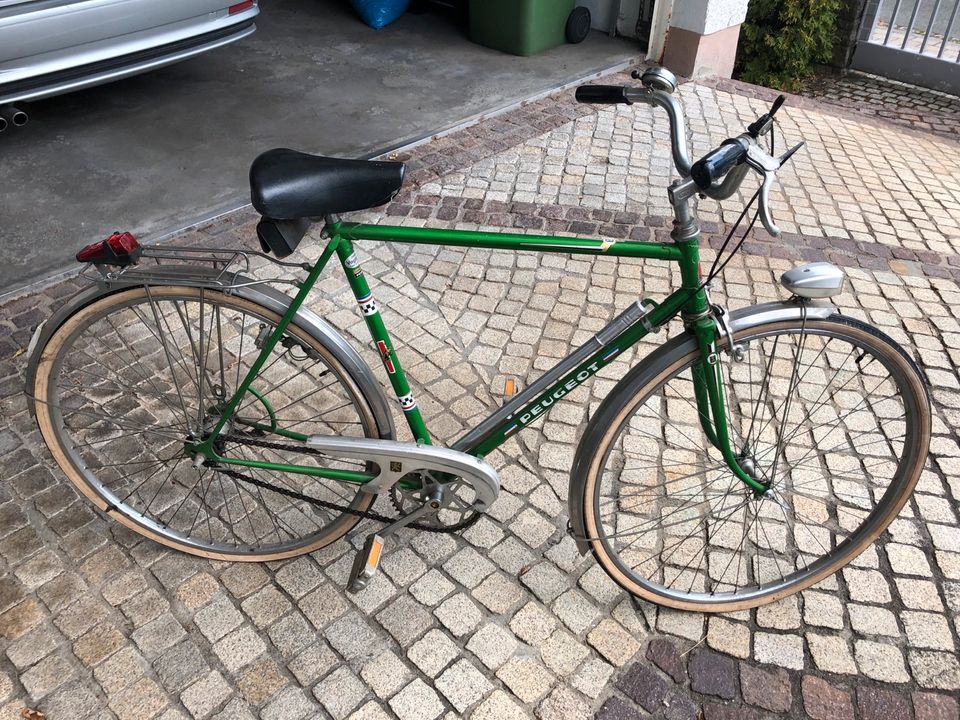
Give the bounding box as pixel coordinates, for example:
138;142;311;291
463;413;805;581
577;72;801;238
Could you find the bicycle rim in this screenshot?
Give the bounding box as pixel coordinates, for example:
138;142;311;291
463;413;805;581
582;316;930;611
34;285;380;560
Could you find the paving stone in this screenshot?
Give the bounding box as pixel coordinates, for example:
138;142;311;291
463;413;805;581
858;685;911;720
237;658;286;706
181;671;233;719
570;657;614;699
213;625;267;673
262;687;315;720
807;633;858;675
434;592;481;638
496;656;556;703
587;619;640;668
194;596;244;642
903;611;955;651
326;612;389;664
20;652;75;699
408;629;460;677
315;666;368;719
688;647;738;700
662;692;698;720
473;572;526;615
388;679;445;720
913;691;960;720
466;623;519;670
740;663;792;713
381;547;427;586
109;676;168;720
802;676;855;720
288;642;337;686
176;572;219;610
595;696;642;720
471;689;529;720
519;562;568;604
37;681;102;719
408;569;456;606
616;664;668;712
299;583;348;629
155;641;209;691
909;650;960;690
753;631;804;670
94;645;148;695
376;594;433;645
701;703;761;720
435;658;493;712
855;639;911;683
443;547;495;588
542;628;590;675
646;638;686;682
360;650;412;700
240;586;290;627
510;601;557;644
538;684;592;720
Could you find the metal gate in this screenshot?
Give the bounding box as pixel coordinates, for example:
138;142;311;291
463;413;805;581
851;0;960;93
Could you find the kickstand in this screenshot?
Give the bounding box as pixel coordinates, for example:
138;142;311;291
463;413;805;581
347;485;443;592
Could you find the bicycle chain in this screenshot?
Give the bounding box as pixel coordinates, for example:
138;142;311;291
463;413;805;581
208;434;479;533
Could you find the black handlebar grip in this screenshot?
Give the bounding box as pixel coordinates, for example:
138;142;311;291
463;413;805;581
690;140;748;190
575;85;631;104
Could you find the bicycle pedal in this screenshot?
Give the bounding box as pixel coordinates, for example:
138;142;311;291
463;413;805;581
347;533;385;593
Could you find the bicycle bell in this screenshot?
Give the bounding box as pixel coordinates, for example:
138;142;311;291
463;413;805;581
638;67;678;94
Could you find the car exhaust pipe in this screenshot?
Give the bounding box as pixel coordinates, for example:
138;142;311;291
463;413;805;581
0;105;28;129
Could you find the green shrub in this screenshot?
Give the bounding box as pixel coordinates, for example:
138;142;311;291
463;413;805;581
736;0;842;91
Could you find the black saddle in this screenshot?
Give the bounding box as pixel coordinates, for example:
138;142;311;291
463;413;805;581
250;148;405;220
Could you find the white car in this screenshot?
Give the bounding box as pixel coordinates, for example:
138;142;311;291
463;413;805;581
0;0;259;128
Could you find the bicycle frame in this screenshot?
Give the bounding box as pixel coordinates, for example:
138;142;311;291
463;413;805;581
189;210;766;494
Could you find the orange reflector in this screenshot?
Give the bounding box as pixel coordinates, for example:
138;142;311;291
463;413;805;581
367;537;384;569
505;379;517;397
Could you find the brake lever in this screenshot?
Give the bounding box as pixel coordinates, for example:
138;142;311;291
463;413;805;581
745;141;805;237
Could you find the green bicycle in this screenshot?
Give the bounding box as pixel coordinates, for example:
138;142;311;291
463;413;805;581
26;68;931;611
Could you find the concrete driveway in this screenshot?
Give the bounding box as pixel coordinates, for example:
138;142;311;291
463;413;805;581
0;0;637;295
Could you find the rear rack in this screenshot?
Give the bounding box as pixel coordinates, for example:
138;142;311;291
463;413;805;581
81;244;310;290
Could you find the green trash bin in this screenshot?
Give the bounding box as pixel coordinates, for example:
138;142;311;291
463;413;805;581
469;0;577;56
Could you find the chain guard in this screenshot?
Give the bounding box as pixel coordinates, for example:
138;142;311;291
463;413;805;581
208;434;478;534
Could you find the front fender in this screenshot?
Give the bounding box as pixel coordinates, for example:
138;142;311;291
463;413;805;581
24;268;396;441
566;299;837;554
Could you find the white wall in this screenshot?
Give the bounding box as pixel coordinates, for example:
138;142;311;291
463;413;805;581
670;0;748;35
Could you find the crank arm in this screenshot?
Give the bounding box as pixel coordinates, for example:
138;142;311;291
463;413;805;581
305;435;500;511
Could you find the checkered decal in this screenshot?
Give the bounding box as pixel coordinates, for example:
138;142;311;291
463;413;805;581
398;393;417;412
357;294;378;317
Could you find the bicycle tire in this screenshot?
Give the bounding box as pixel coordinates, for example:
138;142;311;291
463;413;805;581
575;314;930;611
32;284;389;561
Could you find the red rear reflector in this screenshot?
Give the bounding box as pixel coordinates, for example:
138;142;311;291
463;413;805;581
229;0;254;14
76;232;142;266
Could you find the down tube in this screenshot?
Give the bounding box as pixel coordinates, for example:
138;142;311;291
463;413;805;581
334;236;433;445
464;290;691;458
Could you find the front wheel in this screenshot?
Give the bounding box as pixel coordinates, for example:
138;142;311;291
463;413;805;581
576;314;930;611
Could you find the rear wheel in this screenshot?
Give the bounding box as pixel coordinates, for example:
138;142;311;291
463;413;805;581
577;315;930;611
33;285;387;561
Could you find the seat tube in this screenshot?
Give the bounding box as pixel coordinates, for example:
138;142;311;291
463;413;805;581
334;236;433;445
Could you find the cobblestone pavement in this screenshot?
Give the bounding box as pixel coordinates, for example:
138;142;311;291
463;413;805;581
2;68;960;720
803;70;960;141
